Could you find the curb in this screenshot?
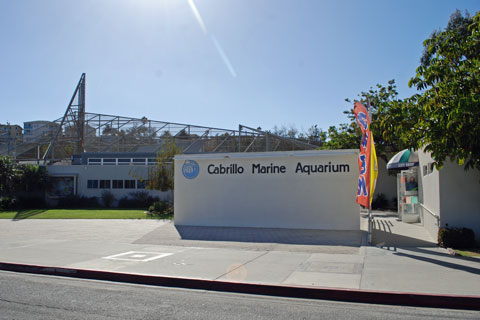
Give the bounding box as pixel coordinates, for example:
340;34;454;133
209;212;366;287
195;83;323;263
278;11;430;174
0;262;479;311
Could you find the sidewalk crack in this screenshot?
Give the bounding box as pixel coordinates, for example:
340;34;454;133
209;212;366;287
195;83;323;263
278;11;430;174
214;251;269;280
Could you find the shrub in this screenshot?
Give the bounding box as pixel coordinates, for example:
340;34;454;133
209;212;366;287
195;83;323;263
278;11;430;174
17;196;46;209
118;196;134;208
101;191;115;208
0;196;16;210
391;197;398;209
148;201;172;215
118;191;156;209
438;227;475;249
57;195;99;208
130;191;151;206
372;193;389;210
117;192;159;209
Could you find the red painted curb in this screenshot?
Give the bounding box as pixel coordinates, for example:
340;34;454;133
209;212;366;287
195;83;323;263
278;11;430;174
0;261;478;310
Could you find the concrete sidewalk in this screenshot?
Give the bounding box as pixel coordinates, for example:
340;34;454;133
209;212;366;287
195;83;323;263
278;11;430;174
0;219;479;304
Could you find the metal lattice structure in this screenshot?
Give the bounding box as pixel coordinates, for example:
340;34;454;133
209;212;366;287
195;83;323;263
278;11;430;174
1;74;318;162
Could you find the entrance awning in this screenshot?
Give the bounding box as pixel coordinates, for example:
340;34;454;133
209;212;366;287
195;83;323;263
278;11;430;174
387;149;419;170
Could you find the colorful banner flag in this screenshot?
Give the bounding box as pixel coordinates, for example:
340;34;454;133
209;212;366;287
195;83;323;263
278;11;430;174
353;101;378;209
370;134;378;206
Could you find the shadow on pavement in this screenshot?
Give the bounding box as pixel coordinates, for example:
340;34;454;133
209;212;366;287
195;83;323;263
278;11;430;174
401;247;480;264
175;225;364;246
393;251;480;275
373;229;437;247
12;209;46;221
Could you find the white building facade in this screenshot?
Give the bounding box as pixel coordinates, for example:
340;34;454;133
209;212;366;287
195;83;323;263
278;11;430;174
46;152;171;205
174;150;360;230
418;150;480;241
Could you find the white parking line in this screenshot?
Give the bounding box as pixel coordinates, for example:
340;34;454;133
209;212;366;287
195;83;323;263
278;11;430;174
103;251;173;262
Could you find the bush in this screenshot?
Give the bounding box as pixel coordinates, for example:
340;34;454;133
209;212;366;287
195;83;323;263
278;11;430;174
17;196;46;209
372;193;389;210
391;197;398;209
438;227;475;249
101;191;115;208
118;191;158;209
0;196;16;210
148;201;172;215
57;195;99;208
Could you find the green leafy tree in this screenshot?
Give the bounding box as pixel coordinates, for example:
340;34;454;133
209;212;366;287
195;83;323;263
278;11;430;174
305;125;327;146
406;10;480;170
323;80;404;160
148;139;182;192
371;11;480;170
15;164;50;193
321;123;360;150
0;156;16;196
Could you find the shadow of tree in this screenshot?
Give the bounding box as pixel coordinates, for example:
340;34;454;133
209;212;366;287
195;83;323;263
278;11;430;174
402;247;480;264
13;209;47;221
393;251;480;275
372;229;437;248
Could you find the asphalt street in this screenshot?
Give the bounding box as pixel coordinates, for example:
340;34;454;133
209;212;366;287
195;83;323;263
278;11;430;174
1;271;479;320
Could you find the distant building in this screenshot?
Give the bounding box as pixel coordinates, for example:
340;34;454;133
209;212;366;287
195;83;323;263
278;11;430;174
46;152;169;206
0;124;23;142
23;121;59;143
64;124;97;138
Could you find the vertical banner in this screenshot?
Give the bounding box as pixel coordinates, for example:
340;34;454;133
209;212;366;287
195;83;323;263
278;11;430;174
353;101;378;208
370;134;378;206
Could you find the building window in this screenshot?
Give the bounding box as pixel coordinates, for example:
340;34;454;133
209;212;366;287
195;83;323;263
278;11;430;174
137;180;147;189
112;180;124;189
100;180;111;189
103;158;116;165
133;158;147;165
118;158;131;165
148;158;157;165
124;180;136;189
87;180;99;189
88;158;101;165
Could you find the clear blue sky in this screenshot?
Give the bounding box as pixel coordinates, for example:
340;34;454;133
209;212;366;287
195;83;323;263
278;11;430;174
1;0;479;133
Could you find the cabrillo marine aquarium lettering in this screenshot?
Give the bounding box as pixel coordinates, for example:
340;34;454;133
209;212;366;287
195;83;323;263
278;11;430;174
208;164;244;174
295;162;350;175
206;162;349;175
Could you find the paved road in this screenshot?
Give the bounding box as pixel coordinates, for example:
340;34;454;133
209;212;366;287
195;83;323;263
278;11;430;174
1;271;479;320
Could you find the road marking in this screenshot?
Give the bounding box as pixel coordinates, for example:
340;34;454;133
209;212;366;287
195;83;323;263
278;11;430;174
103;251;173;262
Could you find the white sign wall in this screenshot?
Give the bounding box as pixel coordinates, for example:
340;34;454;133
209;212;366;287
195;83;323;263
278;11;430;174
174;150;359;230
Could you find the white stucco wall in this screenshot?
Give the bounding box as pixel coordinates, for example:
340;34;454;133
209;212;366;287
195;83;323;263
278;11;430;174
418;150;480;241
418;150;441;240
174;150;360;230
439;161;480;240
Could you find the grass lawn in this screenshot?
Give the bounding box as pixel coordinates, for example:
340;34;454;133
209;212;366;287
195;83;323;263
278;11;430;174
455;248;480;258
0;209;173;220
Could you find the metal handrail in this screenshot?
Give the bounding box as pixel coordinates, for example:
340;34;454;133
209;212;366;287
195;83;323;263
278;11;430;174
418;202;440;221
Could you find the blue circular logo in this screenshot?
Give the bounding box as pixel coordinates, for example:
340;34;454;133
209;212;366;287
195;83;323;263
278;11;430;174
182;160;199;179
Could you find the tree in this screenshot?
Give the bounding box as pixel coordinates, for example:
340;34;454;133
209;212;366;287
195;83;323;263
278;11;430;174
0;156;16;196
321;123;360;150
407;10;480;170
372;10;480;170
148;139;182;192
305;125;327;146
322;80;405;160
15;164;50;193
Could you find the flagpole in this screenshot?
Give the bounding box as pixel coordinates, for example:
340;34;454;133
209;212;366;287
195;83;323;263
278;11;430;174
366;97;372;246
